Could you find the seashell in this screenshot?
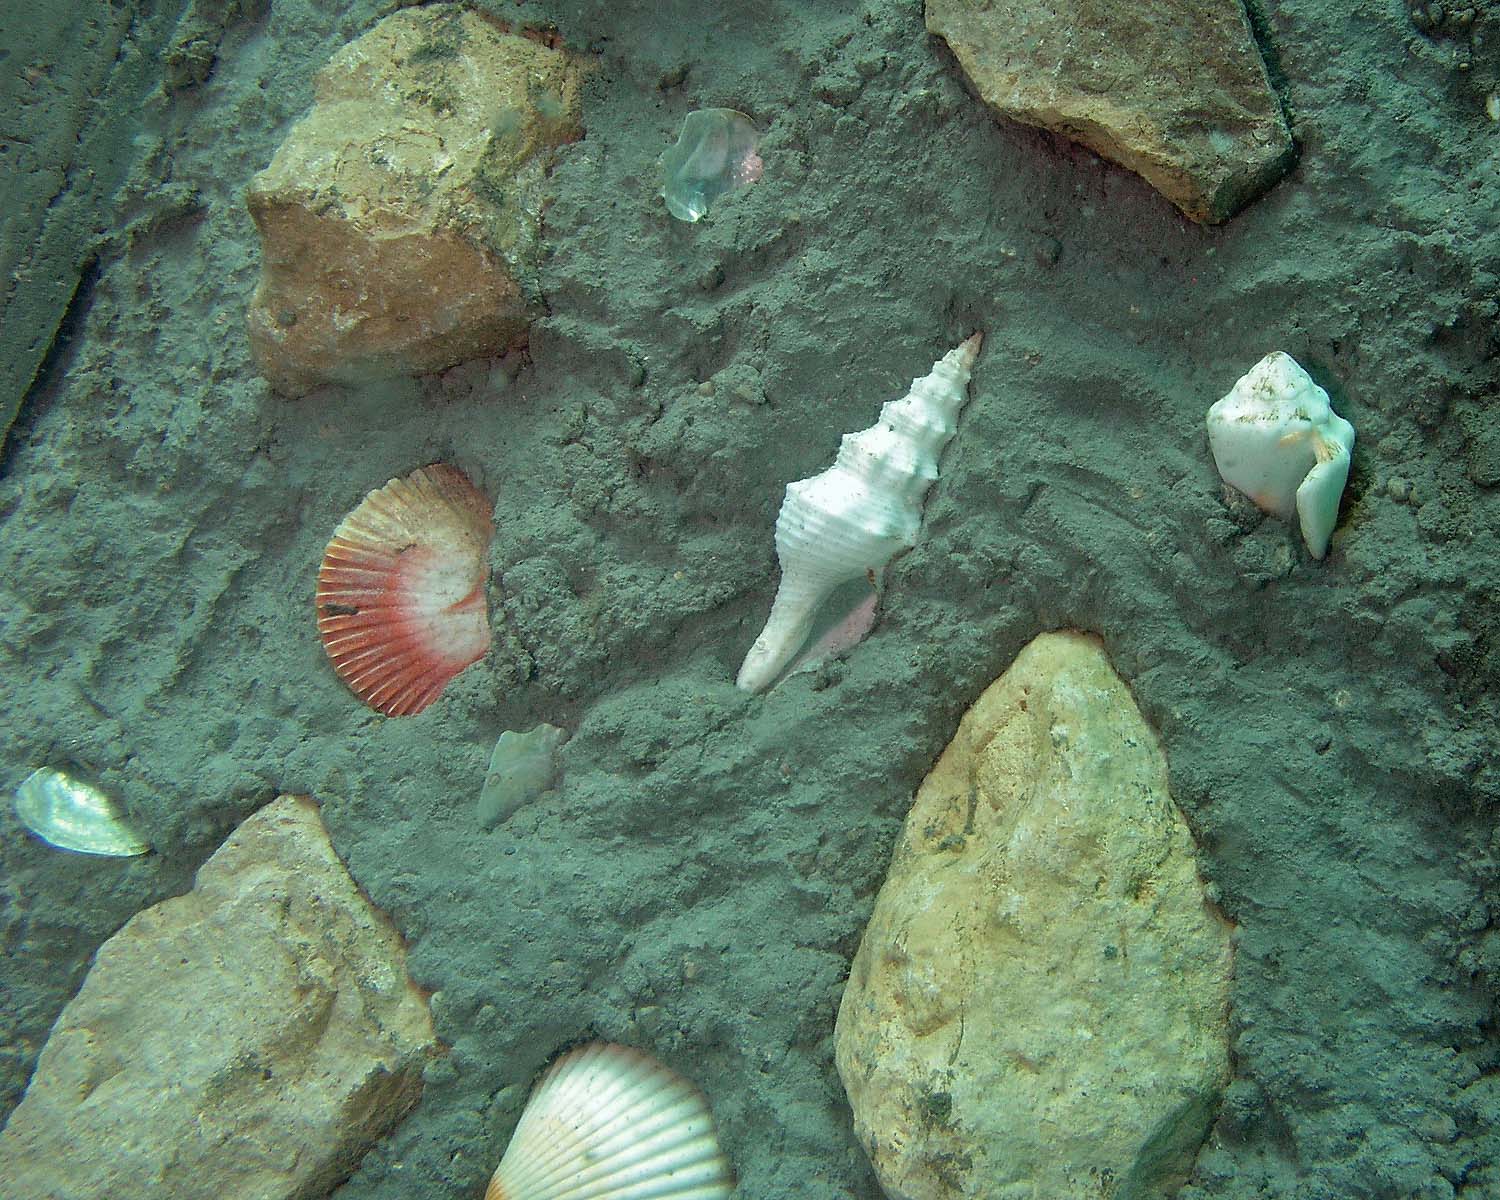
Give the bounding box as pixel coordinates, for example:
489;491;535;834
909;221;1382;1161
478;723;568;828
486;1041;735;1200
316;463;493;716
1206;352;1355;559
660;108;763;222
736;333;983;693
779;582;880;687
13;768;149;857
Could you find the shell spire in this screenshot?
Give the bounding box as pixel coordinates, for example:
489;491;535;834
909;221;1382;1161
736;333;982;693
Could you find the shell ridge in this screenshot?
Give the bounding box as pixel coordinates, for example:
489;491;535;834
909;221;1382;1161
486;1044;733;1200
315;463;493;715
520;1078;700;1163
538;1100;714;1177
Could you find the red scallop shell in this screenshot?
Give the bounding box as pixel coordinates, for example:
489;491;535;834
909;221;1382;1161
316;464;493;716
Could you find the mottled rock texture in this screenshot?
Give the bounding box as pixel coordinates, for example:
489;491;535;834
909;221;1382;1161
0;795;438;1200
925;0;1294;223
246;4;582;394
836;631;1233;1200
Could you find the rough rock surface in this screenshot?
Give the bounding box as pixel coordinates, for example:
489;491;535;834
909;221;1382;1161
925;0;1294;223
836;631;1233;1200
0;795;438;1200
245;4;583;393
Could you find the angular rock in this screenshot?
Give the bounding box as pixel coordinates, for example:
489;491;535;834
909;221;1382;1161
835;631;1233;1200
246;5;583;393
926;0;1293;223
0;795;439;1200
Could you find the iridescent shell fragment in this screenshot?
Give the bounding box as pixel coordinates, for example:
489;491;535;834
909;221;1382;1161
659;108;763;222
12;768;149;857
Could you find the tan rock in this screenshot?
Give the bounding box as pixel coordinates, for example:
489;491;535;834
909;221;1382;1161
0;795;439;1200
246;5;583;393
835;631;1233;1200
926;0;1293;223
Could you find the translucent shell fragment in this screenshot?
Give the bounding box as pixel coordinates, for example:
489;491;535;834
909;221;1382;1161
486;1041;735;1200
478;723;568;828
660;108;763;222
316;464;493;716
13;768;149;857
1206;351;1356;559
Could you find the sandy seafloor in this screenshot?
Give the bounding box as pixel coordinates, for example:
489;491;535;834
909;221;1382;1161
2;0;1499;1197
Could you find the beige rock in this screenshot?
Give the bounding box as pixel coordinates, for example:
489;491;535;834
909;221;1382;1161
926;0;1293;224
246;5;583;393
0;795;439;1200
836;631;1233;1200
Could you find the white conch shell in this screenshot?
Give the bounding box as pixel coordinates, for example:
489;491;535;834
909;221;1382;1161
485;1041;734;1200
1206;351;1355;559
736;333;982;693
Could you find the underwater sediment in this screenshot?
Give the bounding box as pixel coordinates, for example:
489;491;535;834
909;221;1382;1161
1;0;1497;1198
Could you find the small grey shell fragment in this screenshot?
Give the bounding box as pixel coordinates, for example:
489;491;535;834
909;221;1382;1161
13;768;149;856
478;724;568;828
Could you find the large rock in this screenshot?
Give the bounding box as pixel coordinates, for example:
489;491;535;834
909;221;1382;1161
0;795;439;1200
246;5;583;393
836;631;1233;1200
926;0;1293;223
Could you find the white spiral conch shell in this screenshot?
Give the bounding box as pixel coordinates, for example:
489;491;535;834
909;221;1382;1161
1206;351;1355;559
736;333;982;693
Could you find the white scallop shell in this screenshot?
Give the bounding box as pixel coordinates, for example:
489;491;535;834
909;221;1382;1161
485;1041;734;1200
1206;351;1355;559
736;333;982;692
12;768;149;857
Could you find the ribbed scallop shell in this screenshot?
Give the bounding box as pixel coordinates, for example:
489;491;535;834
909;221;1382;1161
486;1042;734;1200
316;464;493;716
737;333;981;692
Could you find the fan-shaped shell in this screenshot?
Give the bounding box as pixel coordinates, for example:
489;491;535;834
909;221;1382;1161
486;1042;734;1200
316;464;493;716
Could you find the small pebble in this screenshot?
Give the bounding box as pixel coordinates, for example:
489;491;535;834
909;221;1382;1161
1387;476;1412;503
